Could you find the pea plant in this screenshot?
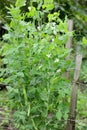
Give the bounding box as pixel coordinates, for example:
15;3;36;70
1;0;72;129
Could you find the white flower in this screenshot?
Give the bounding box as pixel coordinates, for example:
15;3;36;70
46;54;51;58
37;26;41;30
28;7;31;11
56;69;61;73
52;39;54;42
52;22;56;26
53;30;57;35
54;58;59;63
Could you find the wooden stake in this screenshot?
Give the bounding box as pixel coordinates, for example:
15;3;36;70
65;54;82;130
65;20;73;79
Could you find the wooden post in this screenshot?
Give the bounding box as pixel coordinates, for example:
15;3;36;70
65;20;73;79
65;54;82;130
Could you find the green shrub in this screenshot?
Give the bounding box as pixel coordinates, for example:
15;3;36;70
1;0;72;129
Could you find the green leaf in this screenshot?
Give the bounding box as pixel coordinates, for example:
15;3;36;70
44;0;53;4
82;37;87;45
42;4;54;11
15;0;26;7
40;91;48;101
56;110;62;120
